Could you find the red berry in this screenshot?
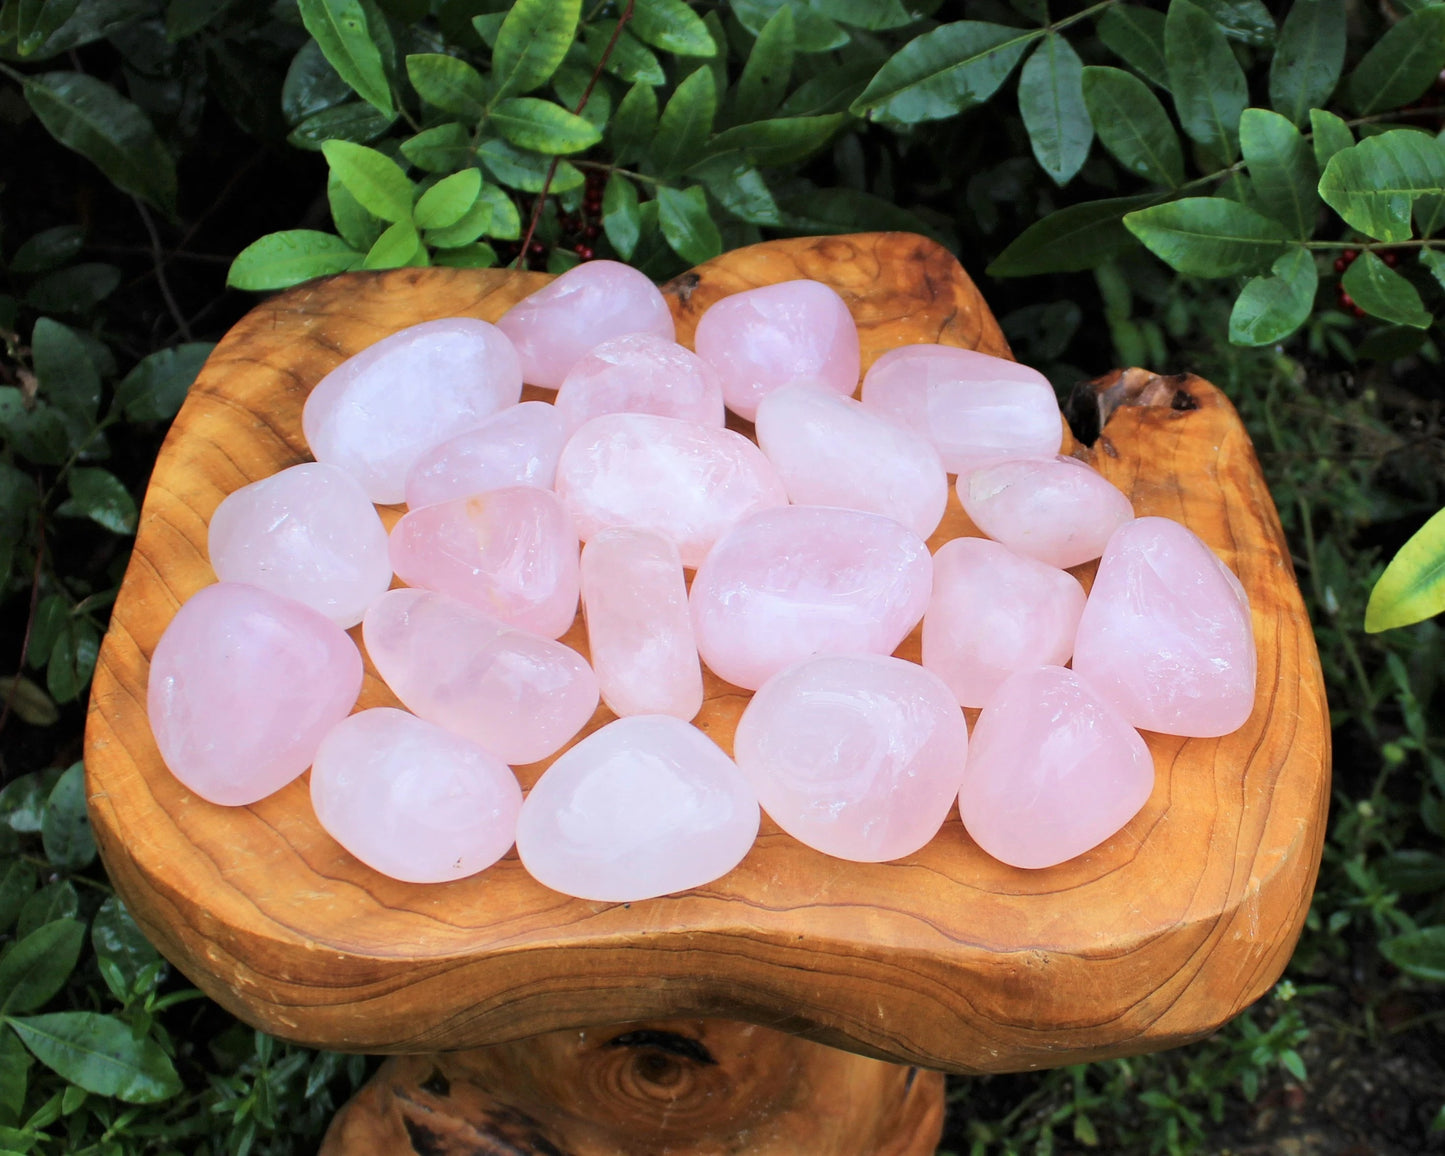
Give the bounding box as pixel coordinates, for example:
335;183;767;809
583;223;600;240
1343;249;1358;262
529;240;545;255
1339;292;1354;309
1352;306;1367;318
1383;251;1399;267
1334;257;1347;273
574;245;594;260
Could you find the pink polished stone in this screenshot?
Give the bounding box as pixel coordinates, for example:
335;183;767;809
497;261;675;389
516;715;759;902
147;582;362;806
734;654;968;862
961;456;1134;569
860;346;1062;474
207;462;392;628
958;666;1155;870
554;413;787;568
690;506;932;691
581;529;703;720
302;318;523;504
310;708;522;884
554;333;724;435
754;383;948;540
363;588;598;765
922;537;1086;709
404;401;567;508
693;280;860;421
389;487;580;638
1071;517;1256;737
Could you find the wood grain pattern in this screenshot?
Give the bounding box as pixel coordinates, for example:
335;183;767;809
83;233;1329;1073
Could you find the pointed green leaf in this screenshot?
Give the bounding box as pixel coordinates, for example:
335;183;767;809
810;0;919;30
491;0;580;100
0;862;35;935
478;184;521;239
734;4;794;125
1317;130;1445;244
23;262;117;315
423;194;492;247
552;62;612;131
296;0;394;116
1379;925;1445;980
779;58;876;116
56;468;135;535
1082;65;1183;187
282;39;351;126
17;881;76;941
0;771;62;836
7;1013;181;1103
31;318;99;427
1124;197;1289;275
1422;249;1445;293
610;80;658;166
689;157;781;225
1229;247;1317;345
1192;0;1274;45
226;230;363;291
651;66;716;178
1369;507;1445;630
490;97;602;154
1268;0;1345;126
411;169;482;231
40;762;94;871
0;921;83;1016
327;173;385;251
11;0;80;57
732;0;848;53
630;0;715;57
1342;250;1431;328
656;185;722;264
1343;6;1445;116
114;343;213;423
92;896;160;1000
1165;0;1246;160
8;225;83;275
286;101;396;150
776;184;950;245
1239;108;1318;238
602;173;641;259
1096;5;1168;89
1017;35;1092;186
362;220;422;269
477;139;583;192
321;139;415;222
399;122;473;173
582;22;665;86
432;242;497;268
1309;108;1352;172
404;53;485;119
706;115;847;168
988;193;1170;276
43;618;97;704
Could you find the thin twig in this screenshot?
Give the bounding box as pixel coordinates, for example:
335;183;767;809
133;198;192;342
0;501;46;747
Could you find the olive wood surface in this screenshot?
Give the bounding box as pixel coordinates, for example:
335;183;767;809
83;232;1330;1074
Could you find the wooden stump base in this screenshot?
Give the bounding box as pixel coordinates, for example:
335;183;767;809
319;1020;945;1155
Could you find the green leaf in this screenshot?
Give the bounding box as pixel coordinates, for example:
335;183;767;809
286;101;397;150
44;615;97;703
17;882;76;941
1341;250;1431;328
490;96;601;154
1239;108;1318;239
478;184;521;239
810;0;920;30
734;4;793;125
1343;6;1445;116
656;184;722;264
602;173;641;259
0;921;84;1016
1124;196;1289;275
610;80;658;166
399;123;473;173
23;262;118;315
1379;925;1445;980
326;173;384;252
689;156;781;225
362;220;423;269
851;20;1036;124
0;390;68;466
1096;5;1169;89
477;139;583;192
651;66;716;178
91;897;160;998
1165;0;1247;161
1229;247;1317;345
1082;65;1182;187
491;0;579;100
55;468;134;535
296;0;394;117
779;57;875;116
404;53;485;119
40;763;94;871
432;242;497;268
226;230;363;291
1268;0;1345;126
732;0;848;53
0;863;36;935
422;194;492;247
0;1029;29;1122
1422;249;1445;293
1191;0;1274;45
282;39;350;126
630;0;717;56
30;318;98;427
113;343;212;423
582;22;664;86
8;225;82;274
0;771;62;836
321;140;414;223
552;62;611;131
23;72;176;214
988;193;1169;275
1017;35;1091;187
9;0;81;56
1317;130;1445;244
7;1013;181;1104
1309;108;1352;172
412;168;481;230
776;185;949;245
706;114;847;168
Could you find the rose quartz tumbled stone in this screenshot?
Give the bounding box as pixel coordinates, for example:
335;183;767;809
554;413;787;567
960;456;1134;569
404;401;567;508
554;333;724;435
754;383;948;540
693;280;860;421
310;708;522;884
302;318;522;504
147;582;362;806
923;537;1085;708
861;346;1062;474
516;715;759;902
735;654;968;862
207;462;392;628
1072;517;1256;737
690;506;933;691
389;486;580;638
363;588;598;765
497;261;675;389
581;529;703;720
959;666;1155;870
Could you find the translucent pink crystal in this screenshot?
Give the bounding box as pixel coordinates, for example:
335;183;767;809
302;318;523;504
389;486;580;638
363;588;598;765
960;456;1134;569
580;529;703;721
1071;517;1256;737
147;582;362;806
734;654;968;862
515;715;759;902
206;462;392;628
310;708;522;884
860;346;1062;474
958;666;1155;870
690;506;933;691
497;261;675;389
553;333;724;435
692;280;860;421
754;383;948;540
554;413;787;567
922;537;1086;709
404;401;567;509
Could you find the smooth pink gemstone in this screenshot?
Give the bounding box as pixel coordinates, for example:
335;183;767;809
734;654;968;862
754;383;948;540
581;529;703;720
310;708;522;884
554;333;724;435
363;588;598;765
302;318;523;504
959;666;1155;870
404;401;567;508
922;537;1086;709
1071;517;1257;737
389;487;580;638
861;346;1062;474
147;582;362;806
555;413;787;567
497;261;675;389
207;462;391;628
516;715;759;902
690;506;932;691
960;456;1134;569
693;280;860;421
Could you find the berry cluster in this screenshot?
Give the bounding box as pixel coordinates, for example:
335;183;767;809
496;170;608;271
